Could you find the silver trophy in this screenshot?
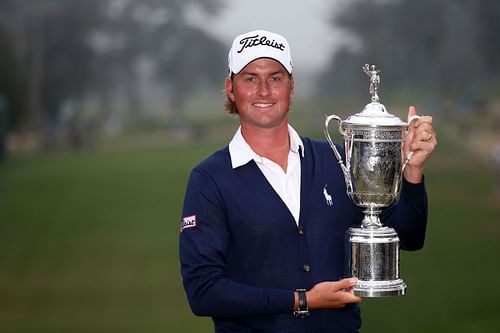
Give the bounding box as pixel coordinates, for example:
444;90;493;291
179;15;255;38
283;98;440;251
324;64;418;297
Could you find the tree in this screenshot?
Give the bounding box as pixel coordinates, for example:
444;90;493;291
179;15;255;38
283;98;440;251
0;0;227;147
0;0;105;134
0;31;26;130
93;0;226;128
317;0;500;101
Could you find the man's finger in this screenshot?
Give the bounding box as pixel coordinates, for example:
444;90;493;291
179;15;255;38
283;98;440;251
333;278;358;291
407;105;417;120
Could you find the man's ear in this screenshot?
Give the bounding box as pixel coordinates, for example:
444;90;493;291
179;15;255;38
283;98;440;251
289;77;295;98
225;77;235;102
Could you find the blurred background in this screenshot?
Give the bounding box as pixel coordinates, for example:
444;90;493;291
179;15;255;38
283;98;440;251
0;0;499;332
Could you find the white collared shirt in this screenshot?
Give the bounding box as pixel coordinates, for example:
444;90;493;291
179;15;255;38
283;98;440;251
229;124;304;225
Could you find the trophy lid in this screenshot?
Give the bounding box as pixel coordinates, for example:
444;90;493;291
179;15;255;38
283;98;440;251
343;64;406;127
344;101;407;127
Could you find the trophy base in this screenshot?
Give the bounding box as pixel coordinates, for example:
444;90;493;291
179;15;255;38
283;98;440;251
353;279;406;297
347;226;406;298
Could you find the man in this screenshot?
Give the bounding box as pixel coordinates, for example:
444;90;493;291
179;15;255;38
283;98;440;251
179;30;437;332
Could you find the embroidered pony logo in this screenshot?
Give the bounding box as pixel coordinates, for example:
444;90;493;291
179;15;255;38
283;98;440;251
323;185;333;206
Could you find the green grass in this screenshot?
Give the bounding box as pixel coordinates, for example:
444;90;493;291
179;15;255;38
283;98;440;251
0;145;216;332
0;134;499;332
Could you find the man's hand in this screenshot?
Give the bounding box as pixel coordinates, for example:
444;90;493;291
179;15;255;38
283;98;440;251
305;278;363;309
403;106;437;183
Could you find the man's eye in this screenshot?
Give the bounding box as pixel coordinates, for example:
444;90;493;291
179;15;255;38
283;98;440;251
270;76;282;82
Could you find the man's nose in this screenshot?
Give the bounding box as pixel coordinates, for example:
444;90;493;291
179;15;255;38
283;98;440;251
257;80;271;97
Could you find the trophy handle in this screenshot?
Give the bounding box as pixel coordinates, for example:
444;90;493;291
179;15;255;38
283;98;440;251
402;115;421;171
324;115;351;183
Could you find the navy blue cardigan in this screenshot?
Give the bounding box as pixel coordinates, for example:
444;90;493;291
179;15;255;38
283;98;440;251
179;137;428;332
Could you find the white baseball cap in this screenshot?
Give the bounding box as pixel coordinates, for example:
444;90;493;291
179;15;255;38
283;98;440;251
228;30;293;75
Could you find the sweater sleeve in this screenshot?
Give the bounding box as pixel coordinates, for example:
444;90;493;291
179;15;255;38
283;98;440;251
179;168;294;317
380;177;428;251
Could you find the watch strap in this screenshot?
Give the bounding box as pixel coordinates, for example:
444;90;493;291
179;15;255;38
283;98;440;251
294;288;310;318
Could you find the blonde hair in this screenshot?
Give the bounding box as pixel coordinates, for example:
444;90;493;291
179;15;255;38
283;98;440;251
224;74;238;114
224;94;238;114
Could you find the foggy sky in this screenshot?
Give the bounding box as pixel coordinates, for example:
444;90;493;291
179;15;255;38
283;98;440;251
188;0;350;93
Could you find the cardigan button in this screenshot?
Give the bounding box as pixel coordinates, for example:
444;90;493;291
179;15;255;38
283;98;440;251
298;226;304;235
303;264;310;272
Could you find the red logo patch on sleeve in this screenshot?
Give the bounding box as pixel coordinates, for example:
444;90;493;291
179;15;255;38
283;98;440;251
180;215;197;232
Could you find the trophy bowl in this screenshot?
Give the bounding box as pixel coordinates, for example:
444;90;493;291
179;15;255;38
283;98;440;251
345;124;403;210
324;64;418;297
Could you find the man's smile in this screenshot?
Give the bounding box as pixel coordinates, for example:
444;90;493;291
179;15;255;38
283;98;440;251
253;103;275;108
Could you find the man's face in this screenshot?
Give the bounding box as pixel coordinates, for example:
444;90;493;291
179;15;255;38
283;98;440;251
225;58;294;130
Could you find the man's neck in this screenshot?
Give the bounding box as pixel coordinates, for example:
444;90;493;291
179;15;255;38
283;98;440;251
241;123;290;172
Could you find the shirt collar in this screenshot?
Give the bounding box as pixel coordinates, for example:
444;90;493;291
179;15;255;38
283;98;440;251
229;124;305;169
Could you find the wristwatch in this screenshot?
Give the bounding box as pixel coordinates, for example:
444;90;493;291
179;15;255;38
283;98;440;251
293;289;310;318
